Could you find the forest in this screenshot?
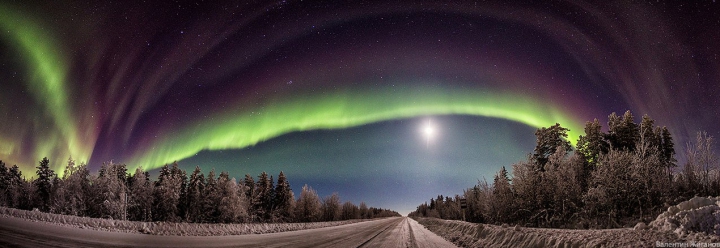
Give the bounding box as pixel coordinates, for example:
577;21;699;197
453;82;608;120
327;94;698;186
0;159;399;223
410;111;720;229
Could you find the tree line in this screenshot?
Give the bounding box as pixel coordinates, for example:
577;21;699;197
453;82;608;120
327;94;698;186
0;160;399;223
410;111;720;228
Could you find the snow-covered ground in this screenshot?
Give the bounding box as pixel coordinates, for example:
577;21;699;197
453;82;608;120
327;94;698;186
650;196;720;236
0;207;368;236
414;197;720;247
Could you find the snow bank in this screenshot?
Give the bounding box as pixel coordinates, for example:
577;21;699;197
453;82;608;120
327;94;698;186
650;196;720;236
0;207;369;236
413;217;718;247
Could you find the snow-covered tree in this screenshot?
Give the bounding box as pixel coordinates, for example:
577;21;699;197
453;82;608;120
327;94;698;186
685;131;719;196
184;166;205;222
152;163;183;222
95;162;129;220
544;147;584;227
203;169;219;223
216;173;248;223
295;184;321;222
4;165;23;209
128;167;153;221
491;166;513;224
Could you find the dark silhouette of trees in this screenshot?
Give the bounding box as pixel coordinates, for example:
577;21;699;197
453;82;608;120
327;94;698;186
532;123;572;170
34;157;54;212
273;171;294;222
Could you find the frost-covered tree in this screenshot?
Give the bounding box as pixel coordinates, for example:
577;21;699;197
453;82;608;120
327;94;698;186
95;162;129;220
34;157;55;211
491;166;513;224
202;169;219;223
184;166;205;222
544;147;584;227
216;173;248;223
152;163;183;222
4;165;23;209
295;184;321;222
583;149;634;227
684;131;719;196
463;181;491;223
321;192;341;221
128;167;153;221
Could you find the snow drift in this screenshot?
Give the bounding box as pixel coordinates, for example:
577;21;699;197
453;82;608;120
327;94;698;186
0;207;368;236
650;196;720;236
413;197;720;247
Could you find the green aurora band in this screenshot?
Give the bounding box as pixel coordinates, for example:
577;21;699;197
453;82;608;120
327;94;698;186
0;4;92;173
129;86;583;171
0;4;583;174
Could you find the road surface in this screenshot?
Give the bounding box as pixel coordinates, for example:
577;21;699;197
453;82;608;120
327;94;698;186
0;216;457;248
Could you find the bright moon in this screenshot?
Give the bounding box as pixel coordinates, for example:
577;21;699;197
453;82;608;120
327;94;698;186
422;119;436;147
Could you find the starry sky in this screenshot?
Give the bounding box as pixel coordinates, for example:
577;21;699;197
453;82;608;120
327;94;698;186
0;1;718;215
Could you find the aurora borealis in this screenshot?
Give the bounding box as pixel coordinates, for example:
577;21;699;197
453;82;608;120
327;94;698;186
1;1;718;214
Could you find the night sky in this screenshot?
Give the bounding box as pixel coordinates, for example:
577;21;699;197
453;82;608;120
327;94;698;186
0;1;718;215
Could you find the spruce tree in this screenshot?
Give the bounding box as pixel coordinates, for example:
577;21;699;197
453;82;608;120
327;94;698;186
274;171;294;222
255;172;273;221
203;169;219;223
34;157;55;211
185;166;205;222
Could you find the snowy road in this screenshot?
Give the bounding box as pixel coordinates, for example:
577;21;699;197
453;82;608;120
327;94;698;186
0;216;457;247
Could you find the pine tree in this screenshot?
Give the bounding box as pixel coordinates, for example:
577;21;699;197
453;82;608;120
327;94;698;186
577;119;608;168
273;171;294;222
34;157;55;211
0;161;7;206
203;169;219;223
243;174;255;219
1;165;24;209
606;111;639;151
185;166;205;222
658;126;677;172
491;166;513;224
532;124;572;170
255;172;273;222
